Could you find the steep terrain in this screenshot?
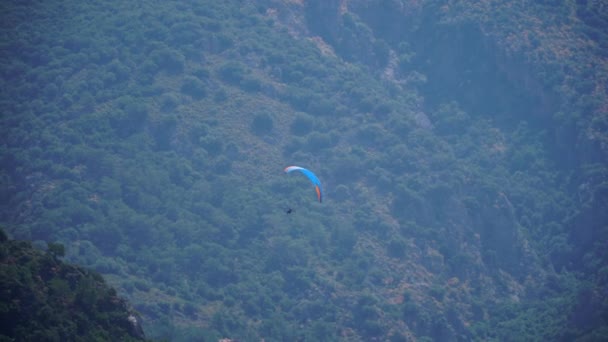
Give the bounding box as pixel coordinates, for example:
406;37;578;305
1;0;606;340
0;230;145;341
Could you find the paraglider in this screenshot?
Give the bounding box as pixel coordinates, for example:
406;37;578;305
284;166;323;203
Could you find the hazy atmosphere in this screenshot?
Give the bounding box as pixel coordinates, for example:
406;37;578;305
1;0;607;340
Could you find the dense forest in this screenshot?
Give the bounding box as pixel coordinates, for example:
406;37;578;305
1;0;607;340
0;229;146;341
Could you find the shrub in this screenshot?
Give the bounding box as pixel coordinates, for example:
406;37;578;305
387;238;407;259
150;47;185;74
251;112;274;135
47;242;65;259
290;113;314;136
214;88;228;103
429;285;445;301
218;61;246;84
181;76;206;99
240;77;262;92
304;132;332;151
333;184;350;202
160;93;180;112
133;280;151;292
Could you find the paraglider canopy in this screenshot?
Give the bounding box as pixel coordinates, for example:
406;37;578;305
284;166;323;203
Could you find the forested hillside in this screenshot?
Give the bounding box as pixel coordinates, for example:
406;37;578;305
1;0;606;340
0;230;146;341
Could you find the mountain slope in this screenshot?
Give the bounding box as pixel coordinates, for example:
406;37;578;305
0;230;145;341
1;0;606;340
